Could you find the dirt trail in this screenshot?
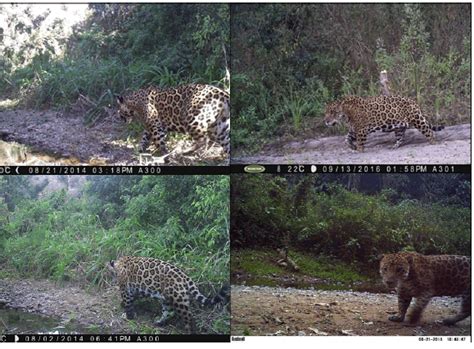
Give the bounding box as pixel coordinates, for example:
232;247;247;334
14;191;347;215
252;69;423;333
0;109;226;165
233;124;471;164
0;109;134;165
231;285;471;336
0;278;227;334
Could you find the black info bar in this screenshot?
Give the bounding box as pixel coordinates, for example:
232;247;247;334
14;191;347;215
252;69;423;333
0;164;468;175
1;334;230;343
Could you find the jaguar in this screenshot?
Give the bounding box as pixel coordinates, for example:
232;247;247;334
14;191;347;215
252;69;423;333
108;256;229;333
116;84;230;156
325;95;444;151
380;252;470;325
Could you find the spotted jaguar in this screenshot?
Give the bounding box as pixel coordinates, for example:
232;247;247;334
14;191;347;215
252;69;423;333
325;95;444;151
116;84;230;156
380;252;470;325
108;256;229;333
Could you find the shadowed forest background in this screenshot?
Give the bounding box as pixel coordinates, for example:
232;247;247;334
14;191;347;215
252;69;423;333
231;4;471;154
231;174;470;288
0;4;229;122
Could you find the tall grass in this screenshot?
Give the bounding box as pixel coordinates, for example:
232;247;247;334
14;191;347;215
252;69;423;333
1;176;229;292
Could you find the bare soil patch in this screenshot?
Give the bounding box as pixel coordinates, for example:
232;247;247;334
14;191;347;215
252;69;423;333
231;285;471;336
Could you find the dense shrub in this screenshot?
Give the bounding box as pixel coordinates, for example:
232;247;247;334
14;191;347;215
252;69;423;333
231;174;470;269
0;176;229;289
0;4;229;112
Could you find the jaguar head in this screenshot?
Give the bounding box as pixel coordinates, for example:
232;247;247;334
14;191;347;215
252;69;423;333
116;96;136;123
324;101;346;127
379;253;410;289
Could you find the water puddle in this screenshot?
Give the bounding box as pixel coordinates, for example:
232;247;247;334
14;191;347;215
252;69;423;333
0;308;90;334
0;140;82;165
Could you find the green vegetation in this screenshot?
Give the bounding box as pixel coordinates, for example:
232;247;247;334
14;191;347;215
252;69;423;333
231;4;471;154
292;251;366;283
0;176;229;288
231;174;470;275
232;249;367;288
0;4;229;122
236;250;285;277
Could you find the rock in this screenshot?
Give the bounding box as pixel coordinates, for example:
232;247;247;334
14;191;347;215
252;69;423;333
315;302;330;307
297;331;306;336
308;327;328;336
340;329;355;336
274;317;284;324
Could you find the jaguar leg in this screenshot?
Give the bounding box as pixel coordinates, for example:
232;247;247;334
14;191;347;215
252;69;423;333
408;293;432;324
207;120;229;155
414;117;435;144
154;300;175;326
139;130;151;152
173;295;195;334
389;293;412;322
345;130;357;150
443;292;471;325
188;128;209;153
149;125;168;154
122;287;137;320
392;127;407;149
355;129;368;152
214;102;230;155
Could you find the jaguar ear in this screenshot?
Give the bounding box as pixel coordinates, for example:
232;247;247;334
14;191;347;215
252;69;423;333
116;95;124;104
109;260;115;268
377;254;385;261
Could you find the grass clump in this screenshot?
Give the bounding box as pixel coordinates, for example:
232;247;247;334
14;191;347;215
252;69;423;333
290;251;367;283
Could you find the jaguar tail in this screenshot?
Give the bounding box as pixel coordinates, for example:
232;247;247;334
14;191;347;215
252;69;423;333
190;283;230;307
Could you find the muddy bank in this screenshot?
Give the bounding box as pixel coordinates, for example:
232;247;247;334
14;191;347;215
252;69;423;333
0;109;227;165
0;278;124;333
231;285;471;336
0;278;228;334
0;109;133;165
233;124;471;164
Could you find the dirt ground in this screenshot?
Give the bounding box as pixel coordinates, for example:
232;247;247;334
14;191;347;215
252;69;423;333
0;278;228;334
0;109;227;165
231;285;471;336
232;124;471;164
